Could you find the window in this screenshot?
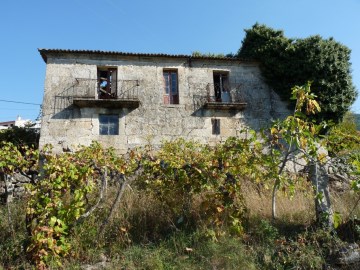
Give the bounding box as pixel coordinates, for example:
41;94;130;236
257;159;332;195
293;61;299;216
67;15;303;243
212;118;220;135
99;114;119;135
163;70;179;104
98;68;117;99
213;72;230;102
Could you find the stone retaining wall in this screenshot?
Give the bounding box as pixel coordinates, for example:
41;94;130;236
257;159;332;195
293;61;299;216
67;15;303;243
0;173;30;203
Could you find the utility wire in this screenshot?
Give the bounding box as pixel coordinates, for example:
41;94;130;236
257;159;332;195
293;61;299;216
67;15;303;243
0;99;41;106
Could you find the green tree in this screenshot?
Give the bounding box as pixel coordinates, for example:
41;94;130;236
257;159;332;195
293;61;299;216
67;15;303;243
237;23;357;123
0;125;39;148
267;83;333;225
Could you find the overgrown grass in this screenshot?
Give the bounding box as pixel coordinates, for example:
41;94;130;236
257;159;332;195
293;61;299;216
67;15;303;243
242;180;316;223
104;232;256;270
1;182;359;269
0;200;32;269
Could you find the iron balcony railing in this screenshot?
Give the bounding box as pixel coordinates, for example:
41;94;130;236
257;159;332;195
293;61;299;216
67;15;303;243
206;83;245;103
192;83;247;111
67;78;140;100
54;78;140;112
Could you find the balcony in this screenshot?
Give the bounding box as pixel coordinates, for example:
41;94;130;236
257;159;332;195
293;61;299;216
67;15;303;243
203;83;247;110
55;79;140;111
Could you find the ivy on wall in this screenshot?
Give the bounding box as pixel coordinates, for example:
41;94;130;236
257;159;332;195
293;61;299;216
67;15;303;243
237;23;357;123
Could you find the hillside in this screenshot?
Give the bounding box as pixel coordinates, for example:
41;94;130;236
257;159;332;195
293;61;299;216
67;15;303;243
355;113;360;130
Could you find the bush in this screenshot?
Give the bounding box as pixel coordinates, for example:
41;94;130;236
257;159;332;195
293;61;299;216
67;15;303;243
0;125;39;148
237;23;357;123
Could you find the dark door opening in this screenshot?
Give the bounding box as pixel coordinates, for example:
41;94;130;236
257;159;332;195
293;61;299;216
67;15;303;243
213;72;230;102
98;68;117;99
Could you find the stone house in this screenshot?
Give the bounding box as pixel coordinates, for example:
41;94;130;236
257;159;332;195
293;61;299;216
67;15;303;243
38;49;289;153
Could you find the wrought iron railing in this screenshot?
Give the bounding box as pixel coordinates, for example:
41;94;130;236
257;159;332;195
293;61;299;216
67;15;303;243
54;79;140;113
206;83;245;103
56;78;140;99
192;83;246;111
116;80;140;100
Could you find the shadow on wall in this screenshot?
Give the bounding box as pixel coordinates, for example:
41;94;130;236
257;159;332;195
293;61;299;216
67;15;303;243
191;85;288;131
51;105;137;120
51;105;77;119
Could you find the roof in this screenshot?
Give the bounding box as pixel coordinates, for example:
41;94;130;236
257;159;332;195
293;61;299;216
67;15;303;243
38;48;253;63
0;120;15;126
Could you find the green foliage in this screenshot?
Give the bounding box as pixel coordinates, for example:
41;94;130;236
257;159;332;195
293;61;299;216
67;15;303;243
354;113;360;130
191;51;233;58
249;219;279;246
350;155;360;192
266;83;328;221
0;141;38;176
1;138;359;268
0;201;32;269
1;84;359;267
0;125;40;148
237;23;357;123
269;233;325;269
325;112;360;193
24;142;138;269
326;112;360;156
137;138;252;238
115;231;256;270
246;219;345;270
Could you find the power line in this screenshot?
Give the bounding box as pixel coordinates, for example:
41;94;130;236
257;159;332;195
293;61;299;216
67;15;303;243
0;99;41;106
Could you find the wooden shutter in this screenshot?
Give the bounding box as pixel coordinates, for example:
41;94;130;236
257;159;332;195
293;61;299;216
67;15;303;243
163;72;170;104
110;68;117;96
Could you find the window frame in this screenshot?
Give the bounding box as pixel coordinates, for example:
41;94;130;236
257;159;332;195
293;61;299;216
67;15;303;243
163;69;179;105
99;114;119;135
213;71;230;102
97;68;118;99
211;118;221;135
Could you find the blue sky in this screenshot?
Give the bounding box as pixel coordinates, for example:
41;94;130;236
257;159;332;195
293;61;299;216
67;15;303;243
1;0;360;121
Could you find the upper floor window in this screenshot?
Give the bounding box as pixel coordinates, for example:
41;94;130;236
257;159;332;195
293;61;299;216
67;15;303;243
163;70;179;104
99;114;119;135
213;72;230;102
98;68;117;99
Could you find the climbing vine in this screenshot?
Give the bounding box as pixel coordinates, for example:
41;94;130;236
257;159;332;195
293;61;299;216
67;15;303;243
138;139;241;237
1;84;359;268
24;142;139;269
237;23;357;123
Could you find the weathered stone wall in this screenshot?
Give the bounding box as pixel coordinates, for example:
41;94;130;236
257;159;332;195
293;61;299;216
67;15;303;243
39;53;290;153
0;173;30;203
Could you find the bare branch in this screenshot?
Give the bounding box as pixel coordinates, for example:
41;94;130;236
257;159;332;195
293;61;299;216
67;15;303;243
98;174;129;237
75;169;107;225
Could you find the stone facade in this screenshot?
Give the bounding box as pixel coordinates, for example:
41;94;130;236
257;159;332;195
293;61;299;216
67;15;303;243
38;49;290;153
0;173;30;203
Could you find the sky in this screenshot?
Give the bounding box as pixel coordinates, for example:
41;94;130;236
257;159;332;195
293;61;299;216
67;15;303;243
1;0;360;121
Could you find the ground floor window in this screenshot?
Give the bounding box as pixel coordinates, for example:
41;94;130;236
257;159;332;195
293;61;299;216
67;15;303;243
212;118;220;135
99;114;119;135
